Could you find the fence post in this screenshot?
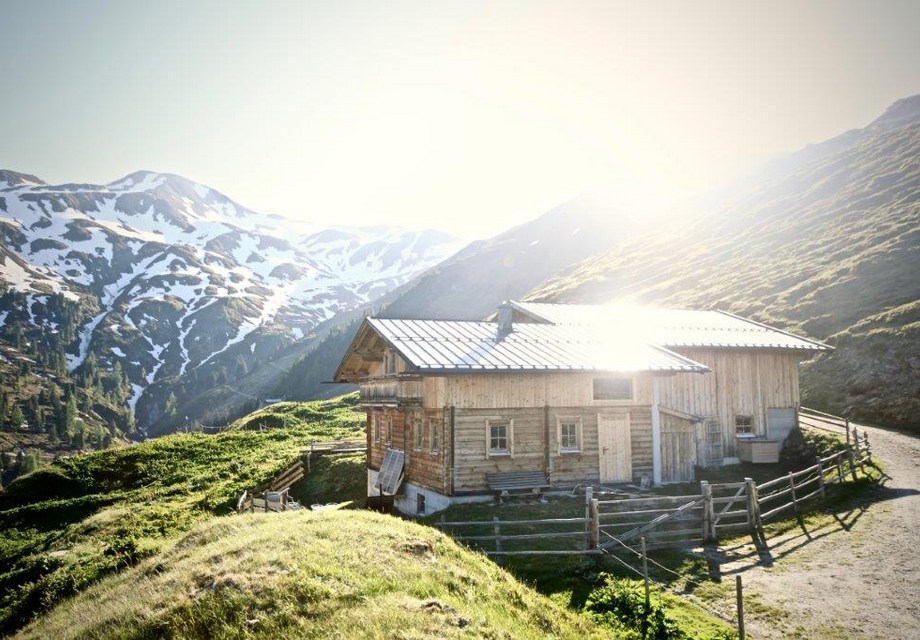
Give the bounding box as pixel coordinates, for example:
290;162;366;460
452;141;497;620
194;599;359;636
249;492;254;513
438;514;445;532
815;456;826;501
590;498;600;550
641;536;650;610
736;575;745;640
493;517;503;566
787;473;798;516
836;453;844;484
585;486;594;550
701;481;713;542
845;418;851;447
863;431;872;465
847;445;858;482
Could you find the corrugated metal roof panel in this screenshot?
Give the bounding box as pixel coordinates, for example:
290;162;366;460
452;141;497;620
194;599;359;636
511;302;830;351
367;317;709;373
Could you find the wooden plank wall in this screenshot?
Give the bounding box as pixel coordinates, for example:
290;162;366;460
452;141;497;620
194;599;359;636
451;406;653;492
658;349;802;458
427;372;654;409
365;407;449;495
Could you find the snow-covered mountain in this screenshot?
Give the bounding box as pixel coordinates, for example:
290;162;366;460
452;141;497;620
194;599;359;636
0;169;460;431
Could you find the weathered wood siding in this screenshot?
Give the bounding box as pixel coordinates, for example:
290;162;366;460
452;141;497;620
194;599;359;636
426;372;654;409
365;407;450;494
451;405;653;492
659;349;802;457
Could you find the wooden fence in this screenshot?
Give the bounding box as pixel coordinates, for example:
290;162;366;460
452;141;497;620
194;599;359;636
436;419;872;556
237;438;366;513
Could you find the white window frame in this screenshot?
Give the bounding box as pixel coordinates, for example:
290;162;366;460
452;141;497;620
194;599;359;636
486;418;514;458
372;414;380;443
429;418;440;454
735;415;754;436
557;416;583;455
592;376;636;403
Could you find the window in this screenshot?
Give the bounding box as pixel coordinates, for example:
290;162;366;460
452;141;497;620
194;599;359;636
385;415;393;445
735;415;754;436
486;419;513;456
372;414;380;443
384;349;399;375
414;415;424;450
429;419;440;454
593;377;634;401
557;417;582;454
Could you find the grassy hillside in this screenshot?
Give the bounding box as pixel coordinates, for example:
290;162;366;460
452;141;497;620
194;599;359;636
17;509;608;640
0;395;363;636
528;104;920;430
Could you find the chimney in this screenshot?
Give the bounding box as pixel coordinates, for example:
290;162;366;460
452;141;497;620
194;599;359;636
497;301;513;335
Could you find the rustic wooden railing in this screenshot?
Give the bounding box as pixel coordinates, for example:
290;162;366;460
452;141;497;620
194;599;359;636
359;375;423;406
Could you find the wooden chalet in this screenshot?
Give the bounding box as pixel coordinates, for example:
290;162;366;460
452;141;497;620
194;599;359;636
333;301;830;515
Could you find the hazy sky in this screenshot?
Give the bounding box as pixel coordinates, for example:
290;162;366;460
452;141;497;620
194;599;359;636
1;1;918;238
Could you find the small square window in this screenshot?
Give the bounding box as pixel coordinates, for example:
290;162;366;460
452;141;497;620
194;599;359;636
559;419;581;453
593;378;634;401
489;422;509;454
735;415;754;435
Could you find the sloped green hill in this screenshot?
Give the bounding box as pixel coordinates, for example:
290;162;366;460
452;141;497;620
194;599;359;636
17;510;606;640
528;98;920;429
0;395;363;636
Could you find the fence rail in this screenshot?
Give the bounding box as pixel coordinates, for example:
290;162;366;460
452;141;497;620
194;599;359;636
435;409;872;557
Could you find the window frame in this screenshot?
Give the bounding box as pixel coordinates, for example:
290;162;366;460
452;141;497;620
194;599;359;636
414;414;424;451
556;416;583;455
592;377;636;403
372;413;380;443
429;418;440;454
485;418;514;458
734;415;754;436
384;415;392;446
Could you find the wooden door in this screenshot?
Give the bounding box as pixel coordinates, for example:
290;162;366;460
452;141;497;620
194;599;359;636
598;413;631;483
661;417;696;483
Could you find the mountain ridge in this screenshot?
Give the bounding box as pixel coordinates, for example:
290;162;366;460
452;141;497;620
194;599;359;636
0;169;462;434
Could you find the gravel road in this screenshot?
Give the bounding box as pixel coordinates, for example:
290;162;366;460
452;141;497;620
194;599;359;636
714;423;920;639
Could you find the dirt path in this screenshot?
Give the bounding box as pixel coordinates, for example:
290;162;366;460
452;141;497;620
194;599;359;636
714;424;920;639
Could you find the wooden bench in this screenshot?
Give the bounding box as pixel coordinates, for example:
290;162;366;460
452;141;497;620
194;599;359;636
486;471;550;501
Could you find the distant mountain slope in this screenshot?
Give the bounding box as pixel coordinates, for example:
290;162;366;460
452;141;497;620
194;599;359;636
0;170;460;434
528;95;920;429
274;194;661;400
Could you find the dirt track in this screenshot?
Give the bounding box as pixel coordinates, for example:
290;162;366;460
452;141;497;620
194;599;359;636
714;423;920;639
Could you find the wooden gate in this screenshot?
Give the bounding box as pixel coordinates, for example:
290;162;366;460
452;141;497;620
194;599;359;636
661;413;696;483
598;413;631;483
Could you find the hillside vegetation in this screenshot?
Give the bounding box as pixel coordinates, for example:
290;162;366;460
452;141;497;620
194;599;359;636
0;395;363;635
18;509;607;640
528;98;920;429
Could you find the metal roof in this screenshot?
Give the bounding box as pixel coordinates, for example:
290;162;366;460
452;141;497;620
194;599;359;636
367;317;710;374
511;302;831;352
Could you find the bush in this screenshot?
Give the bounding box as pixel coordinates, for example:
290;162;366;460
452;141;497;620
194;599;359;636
583;574;735;640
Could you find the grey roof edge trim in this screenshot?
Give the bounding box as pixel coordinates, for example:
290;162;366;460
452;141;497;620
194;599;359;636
409;364;708;375
715;310;834;351
648;344;712;373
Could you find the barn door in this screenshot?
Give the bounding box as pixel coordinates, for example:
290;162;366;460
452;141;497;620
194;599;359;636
598;413;631;483
661;419;696;483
